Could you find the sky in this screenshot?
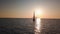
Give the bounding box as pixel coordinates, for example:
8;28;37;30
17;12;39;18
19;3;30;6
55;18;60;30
0;0;60;18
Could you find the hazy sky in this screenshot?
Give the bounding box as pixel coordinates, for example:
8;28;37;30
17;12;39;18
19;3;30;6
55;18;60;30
0;0;60;18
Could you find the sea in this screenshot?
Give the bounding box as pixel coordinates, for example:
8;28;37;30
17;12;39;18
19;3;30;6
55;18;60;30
0;18;60;34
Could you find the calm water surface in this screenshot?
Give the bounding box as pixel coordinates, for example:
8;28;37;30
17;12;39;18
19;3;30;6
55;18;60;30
0;18;60;34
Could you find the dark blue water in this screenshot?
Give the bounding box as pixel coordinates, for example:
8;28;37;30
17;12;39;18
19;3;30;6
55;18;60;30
0;18;60;34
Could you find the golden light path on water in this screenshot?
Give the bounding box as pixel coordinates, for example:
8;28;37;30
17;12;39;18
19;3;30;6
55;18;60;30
35;18;41;34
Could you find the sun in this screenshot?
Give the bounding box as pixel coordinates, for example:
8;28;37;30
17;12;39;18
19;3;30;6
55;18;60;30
35;9;43;18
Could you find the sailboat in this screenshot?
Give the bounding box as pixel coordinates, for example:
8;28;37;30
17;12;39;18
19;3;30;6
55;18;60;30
33;11;35;22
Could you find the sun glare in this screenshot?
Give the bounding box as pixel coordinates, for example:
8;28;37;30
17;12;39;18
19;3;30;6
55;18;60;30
35;9;43;18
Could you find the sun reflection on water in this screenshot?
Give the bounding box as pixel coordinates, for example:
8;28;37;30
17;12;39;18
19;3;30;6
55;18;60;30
35;18;41;34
